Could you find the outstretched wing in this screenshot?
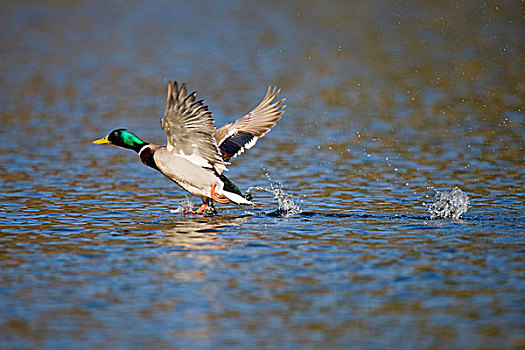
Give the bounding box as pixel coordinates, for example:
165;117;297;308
214;86;285;161
161;81;226;174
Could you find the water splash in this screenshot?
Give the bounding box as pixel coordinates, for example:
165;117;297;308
427;187;469;220
170;197;195;214
246;177;301;217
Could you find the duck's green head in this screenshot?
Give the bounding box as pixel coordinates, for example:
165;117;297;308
92;129;146;152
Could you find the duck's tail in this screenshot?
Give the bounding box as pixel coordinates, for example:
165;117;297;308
222;191;253;205
218;174;253;206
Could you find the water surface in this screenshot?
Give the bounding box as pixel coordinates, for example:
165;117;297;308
1;1;524;349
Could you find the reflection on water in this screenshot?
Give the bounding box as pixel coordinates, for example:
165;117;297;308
153;215;252;250
1;0;524;349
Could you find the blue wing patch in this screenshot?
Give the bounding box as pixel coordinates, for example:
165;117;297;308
219;131;257;161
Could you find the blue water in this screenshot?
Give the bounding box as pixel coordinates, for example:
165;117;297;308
1;1;524;349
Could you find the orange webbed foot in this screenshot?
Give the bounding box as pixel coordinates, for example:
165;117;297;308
210;183;229;204
183;203;208;215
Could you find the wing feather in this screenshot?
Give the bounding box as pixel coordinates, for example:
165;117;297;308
214;86;285;161
161;81;226;173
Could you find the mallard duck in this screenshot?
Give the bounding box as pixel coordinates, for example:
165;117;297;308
93;81;285;214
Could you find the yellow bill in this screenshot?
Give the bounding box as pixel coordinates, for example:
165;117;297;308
92;135;110;144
